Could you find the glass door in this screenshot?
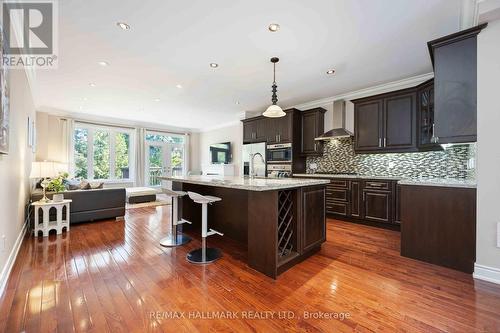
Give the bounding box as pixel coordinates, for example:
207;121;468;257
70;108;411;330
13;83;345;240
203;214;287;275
146;143;185;186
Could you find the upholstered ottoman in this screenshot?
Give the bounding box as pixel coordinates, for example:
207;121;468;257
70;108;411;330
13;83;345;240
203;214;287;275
126;187;161;204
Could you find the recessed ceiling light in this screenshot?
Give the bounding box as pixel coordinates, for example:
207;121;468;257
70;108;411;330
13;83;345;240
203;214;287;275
89;83;96;87
326;69;335;75
209;63;219;68
98;61;109;67
117;22;130;30
268;23;280;32
153;98;160;102
176;84;183;89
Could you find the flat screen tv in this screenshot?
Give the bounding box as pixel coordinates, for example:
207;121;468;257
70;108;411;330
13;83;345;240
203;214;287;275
210;142;232;164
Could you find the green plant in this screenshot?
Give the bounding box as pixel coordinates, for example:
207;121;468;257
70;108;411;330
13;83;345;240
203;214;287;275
47;172;69;193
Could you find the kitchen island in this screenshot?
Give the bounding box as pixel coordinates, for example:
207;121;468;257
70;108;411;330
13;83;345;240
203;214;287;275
159;175;329;278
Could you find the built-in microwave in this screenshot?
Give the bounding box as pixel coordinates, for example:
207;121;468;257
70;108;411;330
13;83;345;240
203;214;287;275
267;143;292;163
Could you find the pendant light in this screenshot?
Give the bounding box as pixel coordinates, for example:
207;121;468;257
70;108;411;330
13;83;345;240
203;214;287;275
263;57;286;118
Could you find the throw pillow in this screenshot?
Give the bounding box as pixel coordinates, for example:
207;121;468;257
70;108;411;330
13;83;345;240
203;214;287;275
80;180;91;190
66;179;81;191
89;182;104;189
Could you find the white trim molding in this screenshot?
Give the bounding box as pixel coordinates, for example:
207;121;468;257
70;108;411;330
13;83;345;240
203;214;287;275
473;263;500;284
292;72;434;110
0;222;28;297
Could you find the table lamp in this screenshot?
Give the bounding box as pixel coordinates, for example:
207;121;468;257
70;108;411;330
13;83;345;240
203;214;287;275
30;161;60;202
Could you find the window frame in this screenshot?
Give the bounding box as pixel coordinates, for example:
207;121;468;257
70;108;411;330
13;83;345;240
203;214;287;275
73;123;136;182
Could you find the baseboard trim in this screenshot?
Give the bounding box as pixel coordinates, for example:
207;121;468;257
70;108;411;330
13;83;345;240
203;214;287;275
473;263;500;285
0;221;28;297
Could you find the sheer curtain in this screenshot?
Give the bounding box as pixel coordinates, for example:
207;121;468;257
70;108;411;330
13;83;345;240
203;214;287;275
60;118;75;175
135;128;146;186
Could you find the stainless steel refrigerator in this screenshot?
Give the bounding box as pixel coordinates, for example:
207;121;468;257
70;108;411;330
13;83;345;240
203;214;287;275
241;142;266;177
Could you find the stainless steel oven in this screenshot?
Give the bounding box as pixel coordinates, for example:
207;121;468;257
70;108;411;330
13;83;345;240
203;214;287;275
267;143;292;163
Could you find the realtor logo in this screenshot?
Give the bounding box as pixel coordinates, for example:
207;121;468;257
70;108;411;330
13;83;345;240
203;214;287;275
1;0;58;68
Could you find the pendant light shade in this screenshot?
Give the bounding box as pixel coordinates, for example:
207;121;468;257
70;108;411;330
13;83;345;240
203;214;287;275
263;57;286;118
263;104;285;117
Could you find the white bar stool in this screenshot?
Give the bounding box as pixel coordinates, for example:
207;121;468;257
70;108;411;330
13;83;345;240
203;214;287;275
186;191;224;264
160;189;192;247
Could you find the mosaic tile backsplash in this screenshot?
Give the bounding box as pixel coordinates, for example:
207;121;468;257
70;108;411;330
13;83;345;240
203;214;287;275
306;138;476;179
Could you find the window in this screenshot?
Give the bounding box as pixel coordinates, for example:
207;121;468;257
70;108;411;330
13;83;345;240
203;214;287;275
73;123;135;181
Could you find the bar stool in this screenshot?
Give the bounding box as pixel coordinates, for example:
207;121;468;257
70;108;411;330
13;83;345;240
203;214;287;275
159;189;192;247
186;191;224;264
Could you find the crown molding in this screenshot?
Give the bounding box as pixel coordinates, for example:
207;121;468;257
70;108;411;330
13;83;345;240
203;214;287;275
292;72;434;110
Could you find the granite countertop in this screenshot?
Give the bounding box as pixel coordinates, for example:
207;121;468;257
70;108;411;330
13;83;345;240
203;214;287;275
159;175;330;192
293;173;402;180
293;173;476;188
397;178;476;188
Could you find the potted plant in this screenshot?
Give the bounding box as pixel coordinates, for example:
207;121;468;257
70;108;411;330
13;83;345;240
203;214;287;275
47;172;68;202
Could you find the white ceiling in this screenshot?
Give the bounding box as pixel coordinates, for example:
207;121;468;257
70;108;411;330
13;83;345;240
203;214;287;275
33;0;461;131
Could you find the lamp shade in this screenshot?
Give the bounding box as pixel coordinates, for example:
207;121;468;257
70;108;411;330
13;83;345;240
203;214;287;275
262;104;286;118
29;161;61;179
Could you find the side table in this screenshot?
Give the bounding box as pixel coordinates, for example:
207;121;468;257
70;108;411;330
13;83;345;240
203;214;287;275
31;199;72;237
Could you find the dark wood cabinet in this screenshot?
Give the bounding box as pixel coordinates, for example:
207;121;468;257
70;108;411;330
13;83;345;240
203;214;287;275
383;92;416;150
242;118;267;143
353;88;417;153
400;185;476;273
301;186;326;253
350;180;361;218
428;23;486;144
416;79;441;150
242;109;307;174
321;177;396;225
354;100;383;151
242;111;293;144
394;184;401;224
300;108;325;156
362;190;392;223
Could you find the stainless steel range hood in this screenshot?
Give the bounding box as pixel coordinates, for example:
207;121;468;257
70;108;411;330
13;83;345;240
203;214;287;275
315;100;354;140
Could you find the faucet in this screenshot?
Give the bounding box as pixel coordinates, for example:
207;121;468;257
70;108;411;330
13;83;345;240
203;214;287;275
249;152;265;179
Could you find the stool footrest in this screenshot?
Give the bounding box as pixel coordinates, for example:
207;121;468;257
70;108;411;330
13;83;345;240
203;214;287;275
207;228;224;237
176;218;192;225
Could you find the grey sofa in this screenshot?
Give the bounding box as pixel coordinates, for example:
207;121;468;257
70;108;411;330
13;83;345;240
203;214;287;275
31;188;126;223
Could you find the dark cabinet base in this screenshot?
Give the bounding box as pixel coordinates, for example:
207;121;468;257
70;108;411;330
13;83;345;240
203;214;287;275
400;185;476;273
174;182;326;279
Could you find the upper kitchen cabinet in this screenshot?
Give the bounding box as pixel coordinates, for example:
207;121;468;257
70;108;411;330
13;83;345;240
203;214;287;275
427;23;487;144
300;108;325;156
416;79;442;151
354;100;383;152
353;88;417;153
242;118;267;143
243;110;295;144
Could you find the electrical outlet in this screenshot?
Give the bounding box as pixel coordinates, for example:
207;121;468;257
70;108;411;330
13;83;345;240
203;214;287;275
497;223;500;248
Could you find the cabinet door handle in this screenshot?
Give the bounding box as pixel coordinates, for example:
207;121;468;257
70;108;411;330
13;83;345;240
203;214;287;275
378;138;382;147
276;134;278;142
278;134;281;142
314;142;317;151
383;137;386;147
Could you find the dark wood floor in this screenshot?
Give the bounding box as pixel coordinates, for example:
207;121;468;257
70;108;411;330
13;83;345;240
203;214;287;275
1;206;500;333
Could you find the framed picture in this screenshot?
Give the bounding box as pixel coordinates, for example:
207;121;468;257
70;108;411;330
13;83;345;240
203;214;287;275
0;25;9;155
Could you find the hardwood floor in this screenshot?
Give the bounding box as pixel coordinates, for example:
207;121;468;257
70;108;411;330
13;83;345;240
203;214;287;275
1;206;499;333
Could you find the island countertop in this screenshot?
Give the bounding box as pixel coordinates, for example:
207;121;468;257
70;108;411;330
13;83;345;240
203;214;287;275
159;175;330;191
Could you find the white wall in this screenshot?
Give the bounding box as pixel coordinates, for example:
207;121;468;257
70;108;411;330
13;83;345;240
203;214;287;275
475;18;500;283
35;111;66;162
0;68;36;290
194;122;243;176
